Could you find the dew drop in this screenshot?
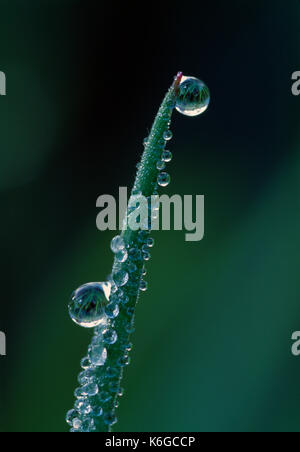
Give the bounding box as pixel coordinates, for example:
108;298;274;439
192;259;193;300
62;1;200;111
72;418;82;430
113;270;129;287
75;400;92;416
81;383;99;397
78;371;89;384
129;247;142;261
157;172;170;187
143;251;151;261
146;237;155;248
74;387;85;399
110;235;125;253
137;230;149;243
105;302;119;319
89;345;107;367
162;150;172;163
176;76;210;117
103;329;118;345
115;248;128;263
80;357;91;370
68;282;110;328
66;409;78;426
117;354;131;367
127;307;135;316
156;160;166;171
163;130;173;141
140;280;148;292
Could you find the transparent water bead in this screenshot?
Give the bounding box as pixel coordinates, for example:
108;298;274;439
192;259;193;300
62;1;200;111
176;76;210;116
113;270;129;287
110;235;125;254
146;237;155;247
156;160;166;171
89;345;107;366
140;280;148;292
80;357;91;370
162;150;172;163
117;354;131;367
103;329;118;345
163;130;173;141
72;418;82;430
68;282;111;328
105;302;119;319
115;248;128;263
78;369;94;384
75;400;93;416
81;383;99;397
66;409;78;426
157;172;170;187
74;387;85;399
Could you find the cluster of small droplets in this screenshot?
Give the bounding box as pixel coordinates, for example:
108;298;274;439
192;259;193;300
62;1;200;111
66;319;124;432
156;128;173;189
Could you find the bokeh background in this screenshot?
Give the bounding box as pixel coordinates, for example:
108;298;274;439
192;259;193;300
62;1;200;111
0;0;300;432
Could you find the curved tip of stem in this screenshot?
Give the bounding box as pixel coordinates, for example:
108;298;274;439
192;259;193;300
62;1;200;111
173;72;183;92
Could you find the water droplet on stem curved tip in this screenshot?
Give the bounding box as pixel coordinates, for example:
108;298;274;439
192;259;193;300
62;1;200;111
176;76;210;117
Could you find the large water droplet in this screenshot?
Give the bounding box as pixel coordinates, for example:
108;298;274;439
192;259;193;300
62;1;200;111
176;76;210;116
68;282;110;328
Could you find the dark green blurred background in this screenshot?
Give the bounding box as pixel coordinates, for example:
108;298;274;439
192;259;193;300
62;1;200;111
0;0;300;432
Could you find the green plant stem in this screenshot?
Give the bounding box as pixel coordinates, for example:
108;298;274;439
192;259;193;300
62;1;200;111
96;73;182;432
69;73;182;433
